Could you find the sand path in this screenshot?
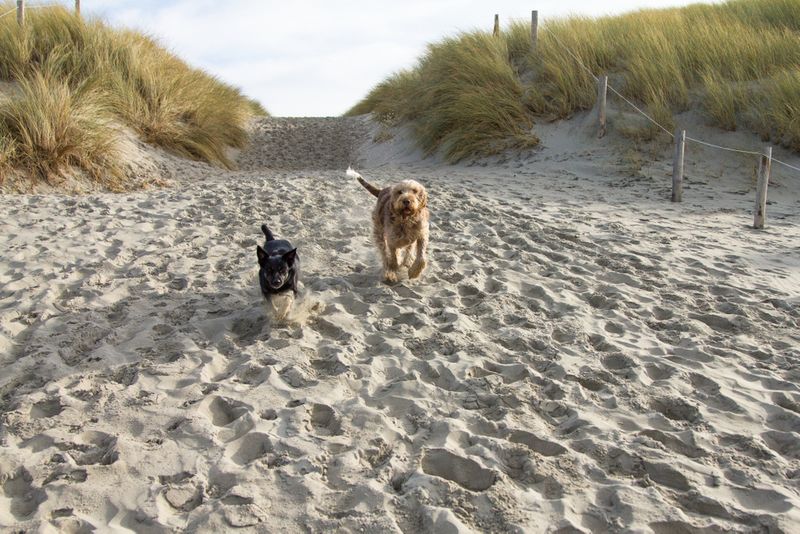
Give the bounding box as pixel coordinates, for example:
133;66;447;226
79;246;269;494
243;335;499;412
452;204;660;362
1;116;799;532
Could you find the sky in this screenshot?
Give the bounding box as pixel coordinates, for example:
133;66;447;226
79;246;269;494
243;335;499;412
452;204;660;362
67;0;719;117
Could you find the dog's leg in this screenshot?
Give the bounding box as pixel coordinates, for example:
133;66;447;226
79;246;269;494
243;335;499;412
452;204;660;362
270;293;294;321
264;295;276;318
408;236;428;279
383;240;400;282
401;245;416;268
393;247;403;269
374;220;398;282
291;262;300;296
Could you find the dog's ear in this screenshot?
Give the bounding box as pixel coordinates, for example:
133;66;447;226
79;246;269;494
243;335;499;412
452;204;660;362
257;245;268;266
283;248;297;265
419;186;428;209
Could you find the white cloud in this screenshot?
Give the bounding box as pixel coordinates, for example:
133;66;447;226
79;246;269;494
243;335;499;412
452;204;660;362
71;0;721;116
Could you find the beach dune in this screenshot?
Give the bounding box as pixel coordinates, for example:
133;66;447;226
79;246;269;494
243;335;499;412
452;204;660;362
1;115;799;532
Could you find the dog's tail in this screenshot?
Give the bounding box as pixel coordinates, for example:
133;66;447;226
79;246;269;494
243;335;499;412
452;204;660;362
261;224;275;241
347;166;381;198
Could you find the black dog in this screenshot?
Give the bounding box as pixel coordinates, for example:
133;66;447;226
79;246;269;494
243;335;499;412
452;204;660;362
256;225;299;318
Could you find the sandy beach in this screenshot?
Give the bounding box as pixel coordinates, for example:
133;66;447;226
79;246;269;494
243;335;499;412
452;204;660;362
1;113;799;532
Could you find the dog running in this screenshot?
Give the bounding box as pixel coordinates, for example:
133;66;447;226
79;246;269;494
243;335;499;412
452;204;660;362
256;224;299;320
348;167;430;282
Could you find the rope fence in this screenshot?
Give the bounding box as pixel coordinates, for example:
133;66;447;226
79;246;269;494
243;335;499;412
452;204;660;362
541;23;800;172
493;11;799;229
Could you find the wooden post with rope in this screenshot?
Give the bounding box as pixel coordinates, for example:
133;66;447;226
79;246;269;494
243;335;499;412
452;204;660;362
493;14;499;36
754;146;772;229
597;75;608;138
672;129;686;202
531;10;538;50
17;0;24;26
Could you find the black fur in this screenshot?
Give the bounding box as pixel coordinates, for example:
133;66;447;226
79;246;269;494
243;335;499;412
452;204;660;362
256;224;299;299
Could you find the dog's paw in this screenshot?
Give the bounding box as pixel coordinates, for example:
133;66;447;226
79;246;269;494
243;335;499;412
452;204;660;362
408;260;427;279
270;293;294;321
384;270;398;283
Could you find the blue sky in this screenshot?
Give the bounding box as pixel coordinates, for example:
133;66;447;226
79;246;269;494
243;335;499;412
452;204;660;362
67;1;718;116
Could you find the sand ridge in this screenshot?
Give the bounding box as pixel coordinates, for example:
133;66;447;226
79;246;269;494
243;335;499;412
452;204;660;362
1;116;799;532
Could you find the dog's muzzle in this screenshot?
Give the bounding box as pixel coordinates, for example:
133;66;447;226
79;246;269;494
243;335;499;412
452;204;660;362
268;276;285;289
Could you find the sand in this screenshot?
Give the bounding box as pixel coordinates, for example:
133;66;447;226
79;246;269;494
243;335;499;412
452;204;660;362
1;112;799;533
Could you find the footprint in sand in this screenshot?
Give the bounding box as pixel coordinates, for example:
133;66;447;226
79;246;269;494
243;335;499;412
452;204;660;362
772;392;800;414
310;349;350;378
305;403;343;436
30;397;65;419
279;365;318;389
207;396;250;427
732;487;793;514
68;431;120;466
48;508;95;533
565;370;610;392
604;321;625;335
481;361;530;384
601;353;637;379
421;448;496;491
232;362;272;386
650;397;701;423
760;430;800;460
1;465;47;521
159;472;204;513
643;461;691;491
229;433;274;465
416;361;463;392
507;430;567;457
638;429;707;459
202;396;254;442
231;313;264;346
644;362;677;381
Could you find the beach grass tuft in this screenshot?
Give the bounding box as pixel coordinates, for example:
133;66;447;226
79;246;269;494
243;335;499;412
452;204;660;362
0;3;265;188
349;0;800;157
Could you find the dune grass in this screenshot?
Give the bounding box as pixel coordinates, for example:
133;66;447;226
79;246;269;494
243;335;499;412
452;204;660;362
348;0;800;157
0;3;266;189
0;71;121;186
758;69;800;151
521;1;800;137
347;33;537;162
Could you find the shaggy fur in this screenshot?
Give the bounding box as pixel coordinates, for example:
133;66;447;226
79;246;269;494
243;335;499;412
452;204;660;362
351;168;430;282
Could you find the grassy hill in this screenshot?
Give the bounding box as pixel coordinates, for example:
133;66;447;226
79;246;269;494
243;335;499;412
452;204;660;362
347;0;800;162
0;3;266;190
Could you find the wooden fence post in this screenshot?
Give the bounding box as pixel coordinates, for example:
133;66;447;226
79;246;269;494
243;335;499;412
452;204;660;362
754;145;772;229
597;74;608;138
531;10;538;50
17;0;24;26
76;0;80;16
493;14;499;36
671;129;686;202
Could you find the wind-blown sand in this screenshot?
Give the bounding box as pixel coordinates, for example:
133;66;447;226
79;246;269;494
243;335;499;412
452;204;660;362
1;113;799;532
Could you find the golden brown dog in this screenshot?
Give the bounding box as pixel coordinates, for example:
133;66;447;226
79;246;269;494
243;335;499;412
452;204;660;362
348;167;429;282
